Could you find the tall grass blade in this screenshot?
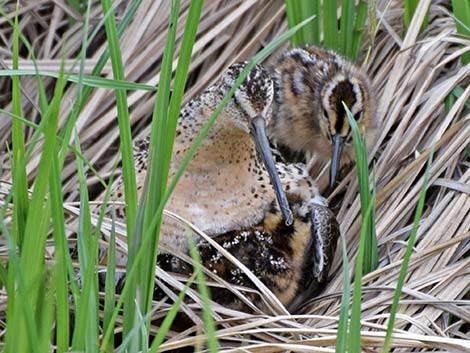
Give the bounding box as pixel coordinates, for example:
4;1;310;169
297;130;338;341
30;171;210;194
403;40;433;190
382;147;435;353
17;62;66;353
103;214;117;350
141;0;203;320
7;7;29;351
285;0;302;46
299;0;320;45
348;194;376;353
71;133;99;353
138;0;181;313
351;1;369;60
49;157;70;352
10;3;28;248
123;1;184;348
339;0;355;57
451;0;470;64
323;0;339;50
335;236;351;353
344;103;378;273
100;0;138;236
2;210;40;352
188;237;219;353
404;0;429;31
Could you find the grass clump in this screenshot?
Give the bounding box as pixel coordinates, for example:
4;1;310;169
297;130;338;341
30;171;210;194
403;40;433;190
285;0;369;60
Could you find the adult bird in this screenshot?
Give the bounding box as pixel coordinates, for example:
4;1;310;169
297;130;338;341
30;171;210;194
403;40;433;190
109;62;340;310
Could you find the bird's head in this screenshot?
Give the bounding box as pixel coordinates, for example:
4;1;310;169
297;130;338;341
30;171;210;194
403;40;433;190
219;62;293;225
319;71;374;189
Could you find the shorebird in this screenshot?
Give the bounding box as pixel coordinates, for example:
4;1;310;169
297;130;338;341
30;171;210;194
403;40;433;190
104;62;339;310
267;46;377;189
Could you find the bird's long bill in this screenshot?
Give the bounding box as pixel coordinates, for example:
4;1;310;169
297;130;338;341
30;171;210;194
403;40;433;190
251;115;293;226
329;134;345;190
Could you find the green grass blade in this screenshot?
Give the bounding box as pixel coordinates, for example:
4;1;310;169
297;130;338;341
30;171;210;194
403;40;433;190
19;61;66;327
451;0;470;64
140;0;203;321
298;0;320;45
49;157;70;352
139;0;181;311
285;0;302;46
348;194;376;353
71;132;98;353
351;1;369;60
339;0;355;57
164;0;204;193
0;70;158;91
2;211;41;352
382;148;435;353
103;216;117;350
323;0;339;50
100;0;138;236
188;237;219;353
7;8;30;351
335;236;351;353
37;272;55;352
404;0;429;32
404;0;418;29
72;131;102;353
149;274;195;351
123;0;180;347
344;103;378;273
10;3;28;249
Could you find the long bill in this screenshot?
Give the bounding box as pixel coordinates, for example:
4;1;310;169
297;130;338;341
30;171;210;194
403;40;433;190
251;115;293;226
329;134;345;190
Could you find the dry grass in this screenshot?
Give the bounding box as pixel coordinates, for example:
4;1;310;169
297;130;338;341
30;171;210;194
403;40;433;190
0;0;469;351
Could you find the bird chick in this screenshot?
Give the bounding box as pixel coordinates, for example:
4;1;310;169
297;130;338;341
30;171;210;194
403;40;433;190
268;46;377;189
160;163;340;312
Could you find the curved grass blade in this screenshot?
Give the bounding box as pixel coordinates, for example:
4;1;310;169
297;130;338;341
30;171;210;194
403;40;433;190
382;147;435;353
344;103;378;273
0;70;158;91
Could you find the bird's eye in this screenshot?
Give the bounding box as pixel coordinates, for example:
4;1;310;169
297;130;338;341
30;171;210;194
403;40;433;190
354;111;363;121
323;108;328;119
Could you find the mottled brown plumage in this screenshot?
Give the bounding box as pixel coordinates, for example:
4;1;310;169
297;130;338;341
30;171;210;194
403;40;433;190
268;46;378;189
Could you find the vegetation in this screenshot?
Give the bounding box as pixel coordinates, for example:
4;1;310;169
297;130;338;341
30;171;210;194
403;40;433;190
0;0;469;352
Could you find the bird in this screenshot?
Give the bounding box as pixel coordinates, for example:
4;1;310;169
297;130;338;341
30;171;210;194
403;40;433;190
267;46;378;190
103;62;340;311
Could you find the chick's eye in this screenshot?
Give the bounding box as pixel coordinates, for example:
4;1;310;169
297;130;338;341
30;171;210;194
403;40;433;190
323;108;329;119
354;111;363;121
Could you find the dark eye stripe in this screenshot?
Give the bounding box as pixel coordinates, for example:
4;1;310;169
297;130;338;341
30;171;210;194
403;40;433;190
335;115;344;134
